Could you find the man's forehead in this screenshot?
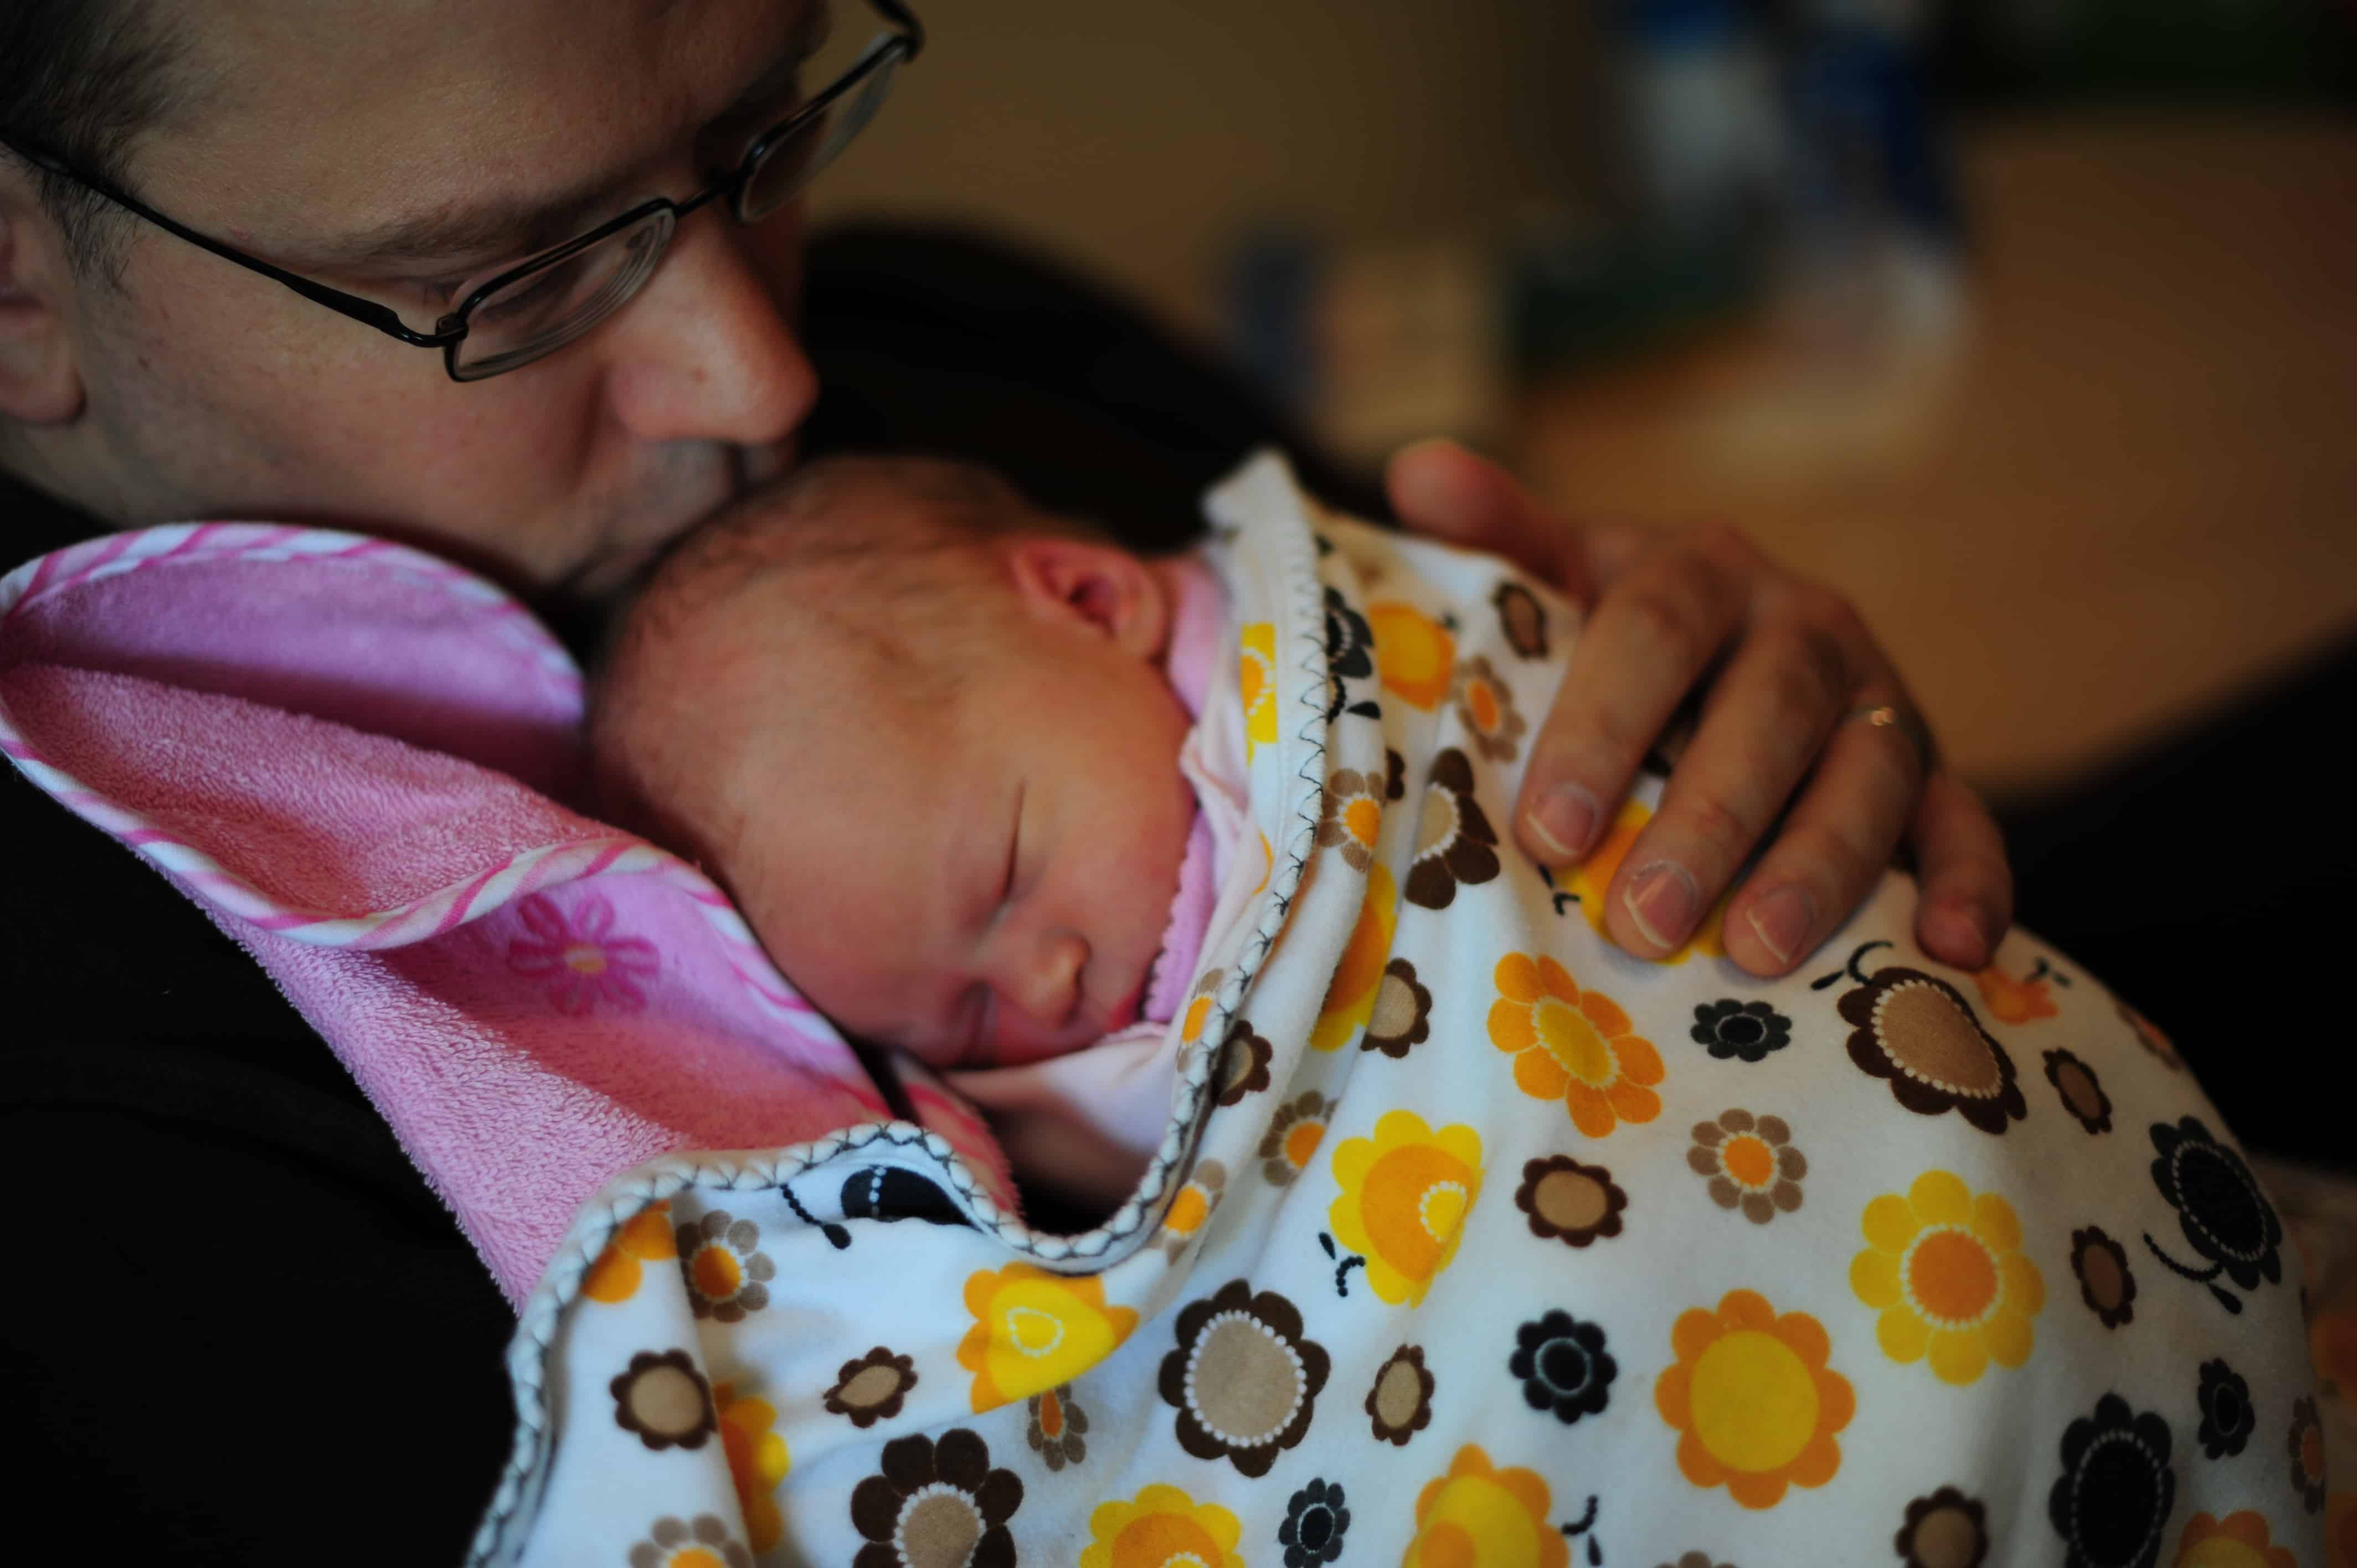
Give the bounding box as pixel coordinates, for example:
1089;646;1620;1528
150;0;822;260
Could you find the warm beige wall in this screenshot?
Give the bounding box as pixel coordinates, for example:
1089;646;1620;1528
807;0;1605;337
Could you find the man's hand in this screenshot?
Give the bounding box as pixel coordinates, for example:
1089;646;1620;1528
1386;439;2012;977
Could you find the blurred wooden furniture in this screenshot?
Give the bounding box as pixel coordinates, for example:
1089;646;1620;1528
1514;113;2357;802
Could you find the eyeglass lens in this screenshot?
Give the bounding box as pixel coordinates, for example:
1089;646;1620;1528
739;40;902;220
451;208;676;380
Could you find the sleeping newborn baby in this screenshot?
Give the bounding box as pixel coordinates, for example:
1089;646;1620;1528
593;453;1260;1203
584;449;2324;1568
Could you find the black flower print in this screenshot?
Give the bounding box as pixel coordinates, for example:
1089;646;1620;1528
1363;957;1433;1058
840;1167;972;1227
676;1209;775;1322
1834;945;2026;1134
826;1346;918;1429
2044;1049;2114;1134
849;1429;1022;1568
1025;1383;1088;1471
1279;1479;1350;1567
629;1514;752;1568
2070;1226;2139;1328
1322;586;1382;723
1494;580;1550;659
1515;1156;1628;1247
1159;1280;1331;1477
2289;1395;2327;1512
2047;1393;2175;1568
1384;747;1407;801
1316;767;1386;873
1897;1486;1990;1568
2145;1116;2283;1312
1404;747;1501;910
2196;1359;2254;1458
1511;1310;1616;1425
1657;1557;1733;1568
1691;998;1792;1063
611;1348;717;1452
1366;1344;1435;1446
1214;1019;1274;1105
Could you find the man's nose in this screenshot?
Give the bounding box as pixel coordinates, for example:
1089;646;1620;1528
595;209;817;448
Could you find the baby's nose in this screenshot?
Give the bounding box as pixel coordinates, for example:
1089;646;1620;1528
1007;930;1088;1031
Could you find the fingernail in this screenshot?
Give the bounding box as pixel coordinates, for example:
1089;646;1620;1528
1624;860;1699;951
1525;782;1600;862
1746;884;1818;966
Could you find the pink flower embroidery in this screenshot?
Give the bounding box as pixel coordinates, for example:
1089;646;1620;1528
506;891;659;1014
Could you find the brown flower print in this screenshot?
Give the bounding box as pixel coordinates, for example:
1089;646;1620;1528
1687;1109;1806;1224
611;1348;717;1452
2068;1225;2138;1328
676;1209;776;1322
1159;1160;1227;1262
1214;1019;1273;1105
2042;1049;2113;1134
1896;1487;1989;1568
825;1346;918;1429
1384;747;1407;801
1365;1344;1435;1446
1452;654;1528;764
1025;1383;1089;1471
1363;958;1432;1058
1159;1278;1331;1476
1494;580;1550;660
849;1430;1022;1568
2290;1395;2327;1512
1405;747;1501;910
1836;949;2026;1134
1262;1092;1334;1186
2117;999;2183;1070
1515;1156;1628;1247
1658;1554;1735;1568
1316;768;1386;874
628;1514;752;1568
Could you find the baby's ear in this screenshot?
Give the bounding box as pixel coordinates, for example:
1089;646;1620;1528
1005;535;1168;659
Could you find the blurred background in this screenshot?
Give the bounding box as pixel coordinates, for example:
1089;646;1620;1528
807;0;2357;1164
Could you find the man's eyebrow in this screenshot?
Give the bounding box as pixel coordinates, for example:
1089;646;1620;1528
313;1;834;271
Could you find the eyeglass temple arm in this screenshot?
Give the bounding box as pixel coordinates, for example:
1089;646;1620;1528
1;135;460;349
873;0;926;58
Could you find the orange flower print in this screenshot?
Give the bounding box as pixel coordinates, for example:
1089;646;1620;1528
1403;1445;1568;1568
1655;1290;1855;1510
2314;1308;2357;1398
958;1263;1139;1413
1452;654;1527;764
712;1382;790;1554
1977;961;2060;1024
1080;1484;1244;1568
1327;1111;1483;1306
2172;1510;2298;1568
583;1200;677;1304
1316;767;1386;873
506;890;658;1014
1242;622;1278;763
1158;1160;1226;1262
1312;861;1399;1052
1559;800;1728;963
1488;952;1664;1137
1369;601;1456;711
1179;969;1224;1055
1850;1171;2043;1385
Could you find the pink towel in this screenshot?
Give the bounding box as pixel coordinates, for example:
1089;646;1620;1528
0;525;1015;1306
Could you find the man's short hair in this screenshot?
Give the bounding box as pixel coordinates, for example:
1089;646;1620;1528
1;0;193;281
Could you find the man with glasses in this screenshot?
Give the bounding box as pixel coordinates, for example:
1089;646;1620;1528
0;0;2014;1556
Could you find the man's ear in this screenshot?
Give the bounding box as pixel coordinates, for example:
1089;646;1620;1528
0;164;88;426
1005;534;1169;660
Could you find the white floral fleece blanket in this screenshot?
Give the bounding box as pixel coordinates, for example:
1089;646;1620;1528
474;451;2340;1568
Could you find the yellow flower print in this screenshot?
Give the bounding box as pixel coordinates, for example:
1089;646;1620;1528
1080;1484;1246;1568
1157;1160;1226;1262
1850;1170;2044;1385
1312;860;1399;1053
1562;800;1728;963
2172;1510;2299;1568
1242;622;1278;762
1976;962;2060;1024
1329;1110;1483;1307
958;1262;1140;1413
1654;1289;1854;1510
582;1200;676;1304
1370;601;1457;710
1179;969;1224;1053
711;1382;790;1554
1403;1445;1568;1568
1488;953;1664;1137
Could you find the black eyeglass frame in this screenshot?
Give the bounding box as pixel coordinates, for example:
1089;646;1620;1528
0;0;923;381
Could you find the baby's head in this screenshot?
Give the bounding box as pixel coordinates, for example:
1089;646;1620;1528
593;455;1197;1072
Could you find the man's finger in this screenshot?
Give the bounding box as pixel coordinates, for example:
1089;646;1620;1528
1512;529;1748;871
1386;439;1591;602
1712;696;1927;975
1907;771;2014;971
